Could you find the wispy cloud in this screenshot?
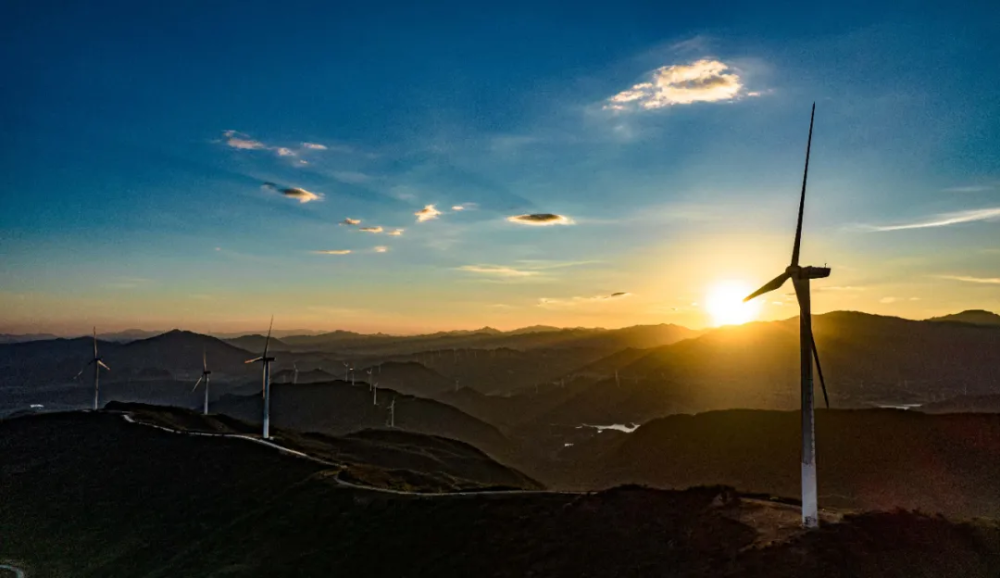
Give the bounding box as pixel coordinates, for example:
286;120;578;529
605;59;748;111
223;130;267;150
943;185;993;193
451;202;478;211
262;182;323;203
938;275;1000;284
879;297;897;304
861;207;1000;231
275;147;295;157
301;142;328;150
538;292;632;307
507;213;574;226
458;265;537;278
340;218;361;226
373;246;388;253
415;205;442;222
359;226;383;233
388;228;404;236
313;250;352;255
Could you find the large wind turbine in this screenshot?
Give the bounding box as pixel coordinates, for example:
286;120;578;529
743;103;831;529
192;349;212;415
75;327;110;410
245;317;276;439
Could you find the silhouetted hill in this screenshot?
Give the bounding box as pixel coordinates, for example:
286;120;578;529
224;333;293;353
928;309;1000;326
357;360;453;396
568;409;1000;520
0;333;59;344
919;394;1000;414
619;311;1000;410
212;382;515;460
1;410;997;576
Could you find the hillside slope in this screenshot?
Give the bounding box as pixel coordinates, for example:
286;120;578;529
1;410;997;577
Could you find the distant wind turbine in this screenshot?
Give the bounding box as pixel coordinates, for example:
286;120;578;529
192;349;212;415
245;317;276;439
292;362;299;385
372;380;378;405
743;103;831;529
386;397;396;428
342;361;350;381
75;327;110;410
366;368;374;391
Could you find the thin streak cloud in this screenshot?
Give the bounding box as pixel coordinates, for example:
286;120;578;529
458;265;537;277
313;250;352;255
939;275;1000;284
862;207;1000;231
359;226;384;233
507;213;574;226
340;218;361;226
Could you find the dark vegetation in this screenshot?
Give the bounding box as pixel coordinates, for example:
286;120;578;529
1;409;997;577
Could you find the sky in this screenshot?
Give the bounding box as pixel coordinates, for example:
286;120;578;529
1;0;999;335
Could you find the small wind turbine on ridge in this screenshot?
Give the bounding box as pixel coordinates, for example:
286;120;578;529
245;316;276;439
192;348;212;415
75;327;110;410
743;103;831;529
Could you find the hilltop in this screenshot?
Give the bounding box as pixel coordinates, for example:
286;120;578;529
928;309;1000;326
1;408;997;577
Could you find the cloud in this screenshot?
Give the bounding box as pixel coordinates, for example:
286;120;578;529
262;182;323;203
415;205;442;222
223;130;267;150
340;218;361;226
458;265;537;277
506;213;574;226
538;292;632;307
388;228;404;236
301;142;328;150
451;203;478;211
909;297;921;301
879;297;897;304
313;250;352;255
374;246;388;253
862;207;1000;231
938;275;1000;284
275;147;296;157
605;59;745;111
943;185;993;193
359;226;383;233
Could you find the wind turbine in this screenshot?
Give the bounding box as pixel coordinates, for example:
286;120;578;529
386;397;396;428
743;103;831;529
366;368;374;391
292;362;299;385
192;349;212;415
372;380;379;405
75;327;110;410
342;361;350;381
245;317;276;439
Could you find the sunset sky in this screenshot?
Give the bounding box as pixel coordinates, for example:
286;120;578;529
2;1;998;335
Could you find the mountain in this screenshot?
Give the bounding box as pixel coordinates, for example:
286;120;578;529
212;382;516;460
224;333;293;353
928;309;1000;326
2;409;997;577
919;394;1000;414
564;409;1000;520
97;328;164;342
271;367;336;384
356;360;454;396
0;333;59;344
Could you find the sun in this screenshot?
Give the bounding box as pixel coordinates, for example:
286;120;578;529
705;280;762;326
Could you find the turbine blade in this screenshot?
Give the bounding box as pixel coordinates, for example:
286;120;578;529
790;102;816;267
192;376;204;392
744;272;790;302
93;327;98;357
263;315;274;357
203;349;207;371
97;360;110;371
245;357;262;364
811;333;830;409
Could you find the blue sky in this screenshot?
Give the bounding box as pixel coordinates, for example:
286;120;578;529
1;1;998;334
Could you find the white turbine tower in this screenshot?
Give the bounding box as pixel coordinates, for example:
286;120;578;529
342;361;350;381
192;349;212;415
366;368;374;391
245;317;276;439
372;380;379;405
292;362;299;385
75;327;110;410
386;397;396;428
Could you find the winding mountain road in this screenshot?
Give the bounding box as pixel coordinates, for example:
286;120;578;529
0;563;26;578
